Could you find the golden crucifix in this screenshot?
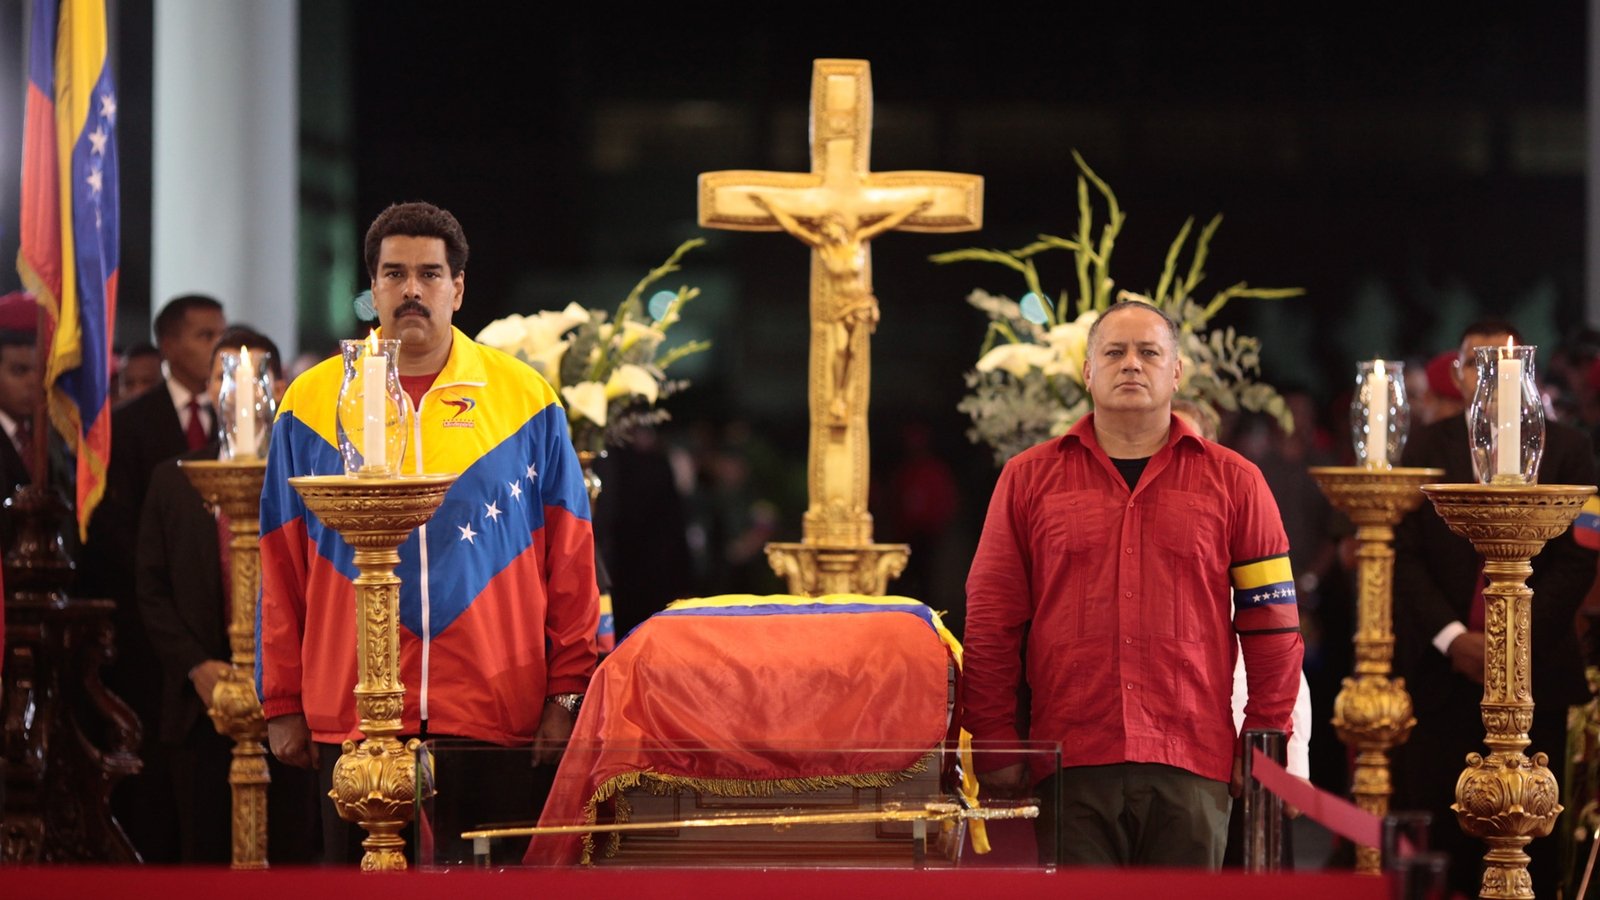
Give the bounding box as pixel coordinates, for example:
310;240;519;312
698;59;982;595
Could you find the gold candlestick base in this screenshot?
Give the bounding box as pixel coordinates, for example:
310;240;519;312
289;473;456;872
1421;483;1595;900
179;459;270;870
1310;466;1441;875
765;541;909;597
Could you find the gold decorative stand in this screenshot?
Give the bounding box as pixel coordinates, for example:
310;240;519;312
178;460;269;869
698;59;982;596
288;474;456;872
1420;483;1595;899
1309;466;1441;875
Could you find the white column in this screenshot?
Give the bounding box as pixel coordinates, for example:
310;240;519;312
152;0;298;357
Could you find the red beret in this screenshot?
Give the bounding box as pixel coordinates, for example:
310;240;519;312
0;291;38;334
1426;351;1462;401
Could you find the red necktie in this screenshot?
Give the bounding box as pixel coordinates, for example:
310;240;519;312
216;509;233;629
185;397;207;451
14;416;34;480
1469;558;1487;632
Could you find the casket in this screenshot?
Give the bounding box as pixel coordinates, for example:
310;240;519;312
417;596;1054;869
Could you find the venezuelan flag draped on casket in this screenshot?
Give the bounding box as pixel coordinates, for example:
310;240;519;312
524;594;964;865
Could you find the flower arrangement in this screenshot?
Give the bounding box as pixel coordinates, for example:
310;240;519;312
932;152;1302;464
475;238;711;454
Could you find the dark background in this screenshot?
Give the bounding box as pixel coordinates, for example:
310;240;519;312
2;4;1590;610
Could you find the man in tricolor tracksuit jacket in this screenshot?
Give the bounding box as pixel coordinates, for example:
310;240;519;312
257;202;599;862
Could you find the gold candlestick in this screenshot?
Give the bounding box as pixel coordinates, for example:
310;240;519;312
179;459;270;870
1420;483;1595;899
1309;466;1441;875
288;473;456;872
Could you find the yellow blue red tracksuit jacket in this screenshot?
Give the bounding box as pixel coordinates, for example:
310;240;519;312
256;327;599;745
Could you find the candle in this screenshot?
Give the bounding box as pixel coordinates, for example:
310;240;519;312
362;333;386;470
234;347;257;458
1366;359;1388;467
1496;342;1521;477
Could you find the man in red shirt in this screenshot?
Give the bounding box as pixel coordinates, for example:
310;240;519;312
964;300;1304;867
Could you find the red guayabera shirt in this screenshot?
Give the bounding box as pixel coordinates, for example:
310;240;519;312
963;413;1304;784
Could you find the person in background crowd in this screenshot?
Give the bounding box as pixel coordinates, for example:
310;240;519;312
84;292;227;862
135;325;320;863
114;341;163;403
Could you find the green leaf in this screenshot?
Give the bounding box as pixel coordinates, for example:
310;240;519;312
1156;217;1194;306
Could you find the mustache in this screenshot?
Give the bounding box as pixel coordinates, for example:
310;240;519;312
394;301;430;319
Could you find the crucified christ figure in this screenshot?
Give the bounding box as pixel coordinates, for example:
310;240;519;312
748;193;933;423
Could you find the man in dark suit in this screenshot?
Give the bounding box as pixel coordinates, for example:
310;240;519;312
1393;319;1598;898
135;325;318;863
85;293;225;862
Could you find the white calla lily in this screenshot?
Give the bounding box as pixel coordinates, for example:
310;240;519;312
475;315;528;353
1043;317;1094;380
561;381;609;427
521;305;592;357
617;320;663;353
526;340;569;392
604;363;659;404
976;342;1056;378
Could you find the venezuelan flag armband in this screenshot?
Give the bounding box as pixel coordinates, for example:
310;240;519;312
1232;554;1299;635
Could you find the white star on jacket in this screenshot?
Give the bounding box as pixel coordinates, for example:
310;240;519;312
526;463;537;481
507;481;523;501
458;522;477;544
484;501;502;522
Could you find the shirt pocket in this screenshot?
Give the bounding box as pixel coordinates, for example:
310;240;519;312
1031;637;1118;731
1037;490;1112;554
1145;489;1216;558
1141;636;1211;739
1036;490;1116;637
1141;490;1224;640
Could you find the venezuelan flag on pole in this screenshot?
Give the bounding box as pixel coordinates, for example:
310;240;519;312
16;0;119;540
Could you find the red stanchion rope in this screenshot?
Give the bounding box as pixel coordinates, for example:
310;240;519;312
1250;747;1389;852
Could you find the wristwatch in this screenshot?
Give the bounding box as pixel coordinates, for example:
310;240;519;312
547;692;584;716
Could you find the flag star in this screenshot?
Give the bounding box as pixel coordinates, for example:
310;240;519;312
86;167;103;194
458;522;477;544
98;91;117;120
484;501;502;522
507;481;523;500
88;126;107;156
526;463;537;481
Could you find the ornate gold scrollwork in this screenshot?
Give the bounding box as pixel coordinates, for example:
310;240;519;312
290;474;456;872
1422;483;1595;900
179;460;270;869
1310;466;1441;876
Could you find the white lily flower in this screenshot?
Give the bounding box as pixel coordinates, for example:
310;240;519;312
1043;320;1091;378
562;381;609;427
976;342;1056;378
617;320;663;353
476;315;528;354
521;305;591;357
526;340;569;392
604;363;659;404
